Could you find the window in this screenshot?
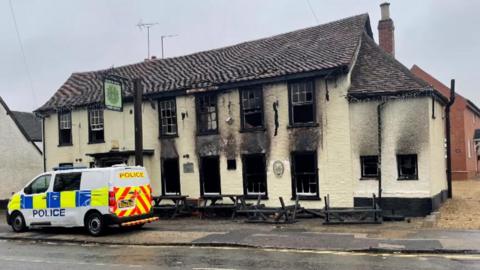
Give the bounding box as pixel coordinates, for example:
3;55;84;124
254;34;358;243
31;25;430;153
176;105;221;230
159;99;178;136
291;152;318;199
240;87;264;130
242;154;267;198
196;94;218;134
468;140;472;158
227;159;237;170
88;109;104;143
53;172;82;192
397;154;418;180
289;80;315;125
360;156;379;179
24;175;51;194
58;111;72;145
161;158;181;195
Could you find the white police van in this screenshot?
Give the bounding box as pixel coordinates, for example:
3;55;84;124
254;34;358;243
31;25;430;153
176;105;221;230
7;165;157;236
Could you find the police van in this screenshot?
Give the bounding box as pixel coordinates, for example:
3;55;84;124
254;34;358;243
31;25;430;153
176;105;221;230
6;165;157;236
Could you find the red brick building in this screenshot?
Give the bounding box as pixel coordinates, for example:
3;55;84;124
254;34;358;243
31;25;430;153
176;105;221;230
411;65;480;180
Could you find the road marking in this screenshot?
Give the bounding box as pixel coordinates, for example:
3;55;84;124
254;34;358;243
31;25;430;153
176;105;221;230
192;268;238;270
0;255;143;268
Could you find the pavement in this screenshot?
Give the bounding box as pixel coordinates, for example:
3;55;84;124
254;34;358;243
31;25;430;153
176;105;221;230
1;211;480;254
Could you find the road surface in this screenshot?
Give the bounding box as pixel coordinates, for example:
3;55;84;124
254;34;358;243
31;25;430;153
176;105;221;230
0;240;479;270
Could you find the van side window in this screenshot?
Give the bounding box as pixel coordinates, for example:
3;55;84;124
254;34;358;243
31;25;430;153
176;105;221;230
24;175;51;194
54;172;82;192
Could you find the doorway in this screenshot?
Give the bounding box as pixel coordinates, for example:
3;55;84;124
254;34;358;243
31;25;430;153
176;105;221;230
200;156;221;195
162;158;181;195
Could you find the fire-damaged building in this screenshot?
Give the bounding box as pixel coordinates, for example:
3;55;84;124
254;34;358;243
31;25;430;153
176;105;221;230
35;4;450;216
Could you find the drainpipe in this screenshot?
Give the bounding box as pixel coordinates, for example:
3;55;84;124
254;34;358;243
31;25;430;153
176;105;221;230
446;79;456;198
377;100;386;206
42;117;46;172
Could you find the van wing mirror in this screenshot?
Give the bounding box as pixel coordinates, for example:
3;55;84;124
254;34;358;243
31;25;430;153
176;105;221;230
24;186;32;194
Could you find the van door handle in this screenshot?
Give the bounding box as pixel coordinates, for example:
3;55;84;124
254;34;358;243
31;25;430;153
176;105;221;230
42;196;47;199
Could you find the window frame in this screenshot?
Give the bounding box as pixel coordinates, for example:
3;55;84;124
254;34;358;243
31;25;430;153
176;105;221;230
58;111;72;146
88;108;105;144
360;155;379;180
291;151;319;200
288;79;317;127
195;93;218;135
242;154;268;199
158;98;178;137
239;86;265;131
24;174;51;195
53;172;82;192
397;154;419;180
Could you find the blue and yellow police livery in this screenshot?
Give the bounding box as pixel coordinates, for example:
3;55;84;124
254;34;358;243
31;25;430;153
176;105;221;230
7;166;157;236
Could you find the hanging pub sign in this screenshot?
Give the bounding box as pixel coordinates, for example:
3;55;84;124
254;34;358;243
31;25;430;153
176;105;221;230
104;79;123;111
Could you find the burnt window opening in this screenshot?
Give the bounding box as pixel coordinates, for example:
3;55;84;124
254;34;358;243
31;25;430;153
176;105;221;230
53;172;82;192
289;80;315;125
162;158;181;195
360;156;379;179
240;87;264;130
58;111;72;145
291;151;318;199
159;99;178;136
200;156;221;195
88;108;104;143
242;154;267;198
196;94;218;134
227;159;237;170
397;154;418;180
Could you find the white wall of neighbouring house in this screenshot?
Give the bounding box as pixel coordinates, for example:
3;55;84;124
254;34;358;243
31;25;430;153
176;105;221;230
0;104;43;200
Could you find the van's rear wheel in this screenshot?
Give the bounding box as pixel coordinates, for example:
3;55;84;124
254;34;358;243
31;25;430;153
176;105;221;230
85;212;105;236
10;212;26;232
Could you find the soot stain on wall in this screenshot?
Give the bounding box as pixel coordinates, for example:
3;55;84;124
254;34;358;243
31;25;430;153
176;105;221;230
160;138;178;159
240;132;269;155
195;134;222;157
288;127;320;152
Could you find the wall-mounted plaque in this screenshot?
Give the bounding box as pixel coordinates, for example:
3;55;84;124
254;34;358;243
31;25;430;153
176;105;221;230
273;160;284;177
183;162;194;173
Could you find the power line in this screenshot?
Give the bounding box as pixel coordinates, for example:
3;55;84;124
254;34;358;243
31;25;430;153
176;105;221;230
8;0;38;108
305;0;319;24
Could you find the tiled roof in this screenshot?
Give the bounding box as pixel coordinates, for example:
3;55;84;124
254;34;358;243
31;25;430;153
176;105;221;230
349;33;432;98
36;14;371;113
11;111;42;141
410;65;450;98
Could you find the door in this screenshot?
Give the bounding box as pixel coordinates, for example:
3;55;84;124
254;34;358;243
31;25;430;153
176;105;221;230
200;156;221;195
51;172;83;226
22;174;52;226
162;158;181;195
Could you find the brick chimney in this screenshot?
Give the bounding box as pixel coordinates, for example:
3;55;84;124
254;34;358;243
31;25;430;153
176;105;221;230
378;2;395;57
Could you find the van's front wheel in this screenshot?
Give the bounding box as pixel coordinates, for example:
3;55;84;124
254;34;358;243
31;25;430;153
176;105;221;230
85;212;105;236
10;212;26;232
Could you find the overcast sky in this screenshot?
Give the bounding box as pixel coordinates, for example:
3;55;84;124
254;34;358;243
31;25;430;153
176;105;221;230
0;0;478;112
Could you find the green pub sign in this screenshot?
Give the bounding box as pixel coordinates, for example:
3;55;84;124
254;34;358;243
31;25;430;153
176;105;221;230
104;79;123;111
